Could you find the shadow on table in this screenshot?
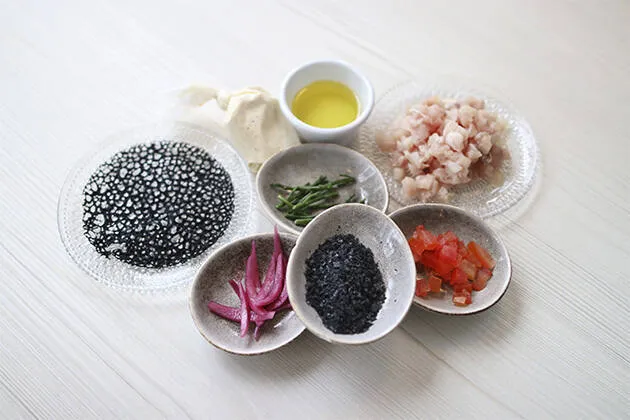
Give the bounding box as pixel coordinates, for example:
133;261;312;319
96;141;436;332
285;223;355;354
217;332;327;378
205;262;526;402
217;318;440;404
400;270;525;347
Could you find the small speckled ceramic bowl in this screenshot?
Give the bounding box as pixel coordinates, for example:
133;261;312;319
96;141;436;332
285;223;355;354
389;204;512;315
286;203;415;345
257;143;389;235
189;233;305;355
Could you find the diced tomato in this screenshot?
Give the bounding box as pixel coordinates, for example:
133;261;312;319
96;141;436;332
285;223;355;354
427;274;442;293
421;251;453;278
408;238;424;262
450;268;468;285
467;241;496;269
454;281;472;293
438;243;459;268
438;231;458;247
457;240;469;257
465;250;483;268
473;268;492;291
412;225;426;239
453;289;472;306
415;277;430;297
410;225;496;308
413;225;439;251
460;259;478;280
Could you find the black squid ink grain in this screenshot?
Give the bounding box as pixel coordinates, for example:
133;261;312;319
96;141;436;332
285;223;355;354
305;234;386;334
82;141;235;268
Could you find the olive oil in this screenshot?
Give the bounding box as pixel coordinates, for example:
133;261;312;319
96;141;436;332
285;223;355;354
291;80;359;128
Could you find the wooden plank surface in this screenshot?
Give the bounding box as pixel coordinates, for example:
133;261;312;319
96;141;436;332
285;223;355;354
1;0;628;418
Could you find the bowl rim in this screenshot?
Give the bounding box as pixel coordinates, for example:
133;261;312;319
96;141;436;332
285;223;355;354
286;202;415;344
278;59;375;134
256;143;390;235
389;203;513;315
189;231;305;355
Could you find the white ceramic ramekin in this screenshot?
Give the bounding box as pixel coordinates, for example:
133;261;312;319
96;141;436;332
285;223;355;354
279;60;375;145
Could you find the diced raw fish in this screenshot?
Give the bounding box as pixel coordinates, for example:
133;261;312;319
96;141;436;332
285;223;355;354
413;123;430;142
445;132;466;152
446;108;459;122
446;161;464;174
401;176;419;198
424;96;443;106
375;130;397;152
391;151;407;168
404;151;425;170
436;186;449;201
415;174;436;191
458;105;476;128
400;135;417;152
392;167;406;181
425;104;446;127
464;96;484;109
454;154;472;171
427;133;442;147
465;144;483;161
379;95;509;202
474;132;493;155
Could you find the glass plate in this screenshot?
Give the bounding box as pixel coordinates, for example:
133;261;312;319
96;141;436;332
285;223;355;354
354;81;540;218
58;122;255;292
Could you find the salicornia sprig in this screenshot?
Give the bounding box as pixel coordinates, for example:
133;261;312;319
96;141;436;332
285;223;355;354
271;174;366;227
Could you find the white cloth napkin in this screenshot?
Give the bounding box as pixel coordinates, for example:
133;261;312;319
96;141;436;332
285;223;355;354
178;85;299;172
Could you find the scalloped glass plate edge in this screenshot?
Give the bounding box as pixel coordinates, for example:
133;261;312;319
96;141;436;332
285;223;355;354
57;121;255;293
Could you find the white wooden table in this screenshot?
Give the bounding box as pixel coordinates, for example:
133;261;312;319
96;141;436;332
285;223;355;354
2;1;629;418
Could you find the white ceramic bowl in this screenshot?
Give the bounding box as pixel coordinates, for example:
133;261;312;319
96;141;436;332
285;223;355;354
389;204;512;315
189;233;305;355
279;60;375;145
286;203;416;344
256;143;389;235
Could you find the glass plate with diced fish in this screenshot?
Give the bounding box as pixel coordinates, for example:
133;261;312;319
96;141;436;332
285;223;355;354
354;81;541;220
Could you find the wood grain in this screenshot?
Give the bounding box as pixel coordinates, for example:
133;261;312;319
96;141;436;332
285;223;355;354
1;0;629;418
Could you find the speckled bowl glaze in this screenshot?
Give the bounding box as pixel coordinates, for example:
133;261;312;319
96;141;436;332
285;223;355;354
190;233;305;355
286;203;415;345
389;204;512;315
256;143;389;235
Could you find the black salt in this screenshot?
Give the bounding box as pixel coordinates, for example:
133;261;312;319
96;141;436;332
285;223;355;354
305;234;386;334
82;141;235;268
